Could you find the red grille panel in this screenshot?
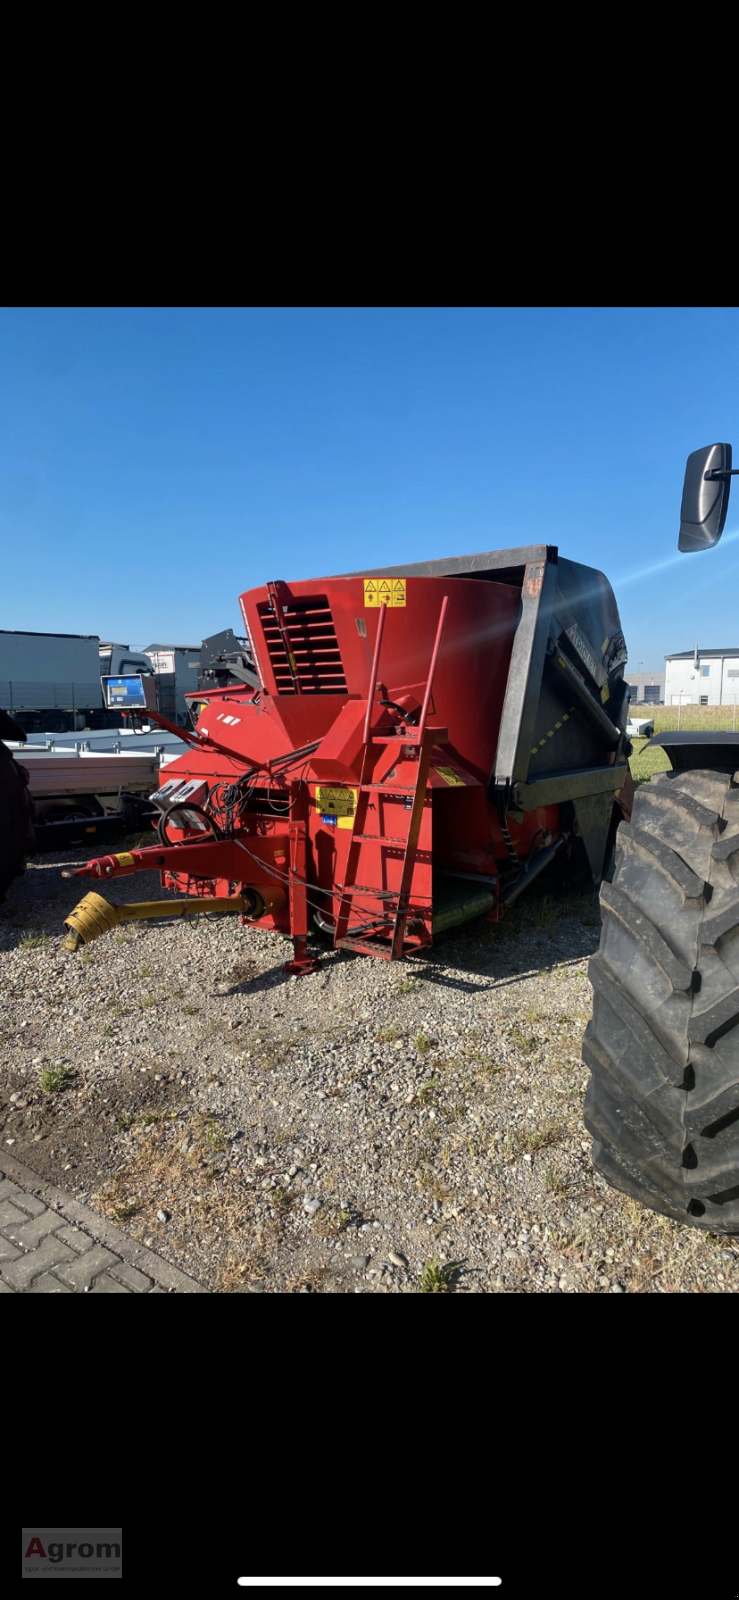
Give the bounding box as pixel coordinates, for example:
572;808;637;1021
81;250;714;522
257;594;348;694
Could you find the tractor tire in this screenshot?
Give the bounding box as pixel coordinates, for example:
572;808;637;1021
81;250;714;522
583;767;739;1232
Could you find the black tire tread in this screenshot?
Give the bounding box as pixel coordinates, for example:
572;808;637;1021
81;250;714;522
584;766;739;1231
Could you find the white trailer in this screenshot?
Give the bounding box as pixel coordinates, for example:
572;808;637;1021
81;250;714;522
2;742;176;848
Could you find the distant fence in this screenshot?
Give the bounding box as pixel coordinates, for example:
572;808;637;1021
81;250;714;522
0;681;102;710
650;704;739;732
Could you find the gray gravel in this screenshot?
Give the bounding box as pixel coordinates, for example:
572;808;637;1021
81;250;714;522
2;843;739;1293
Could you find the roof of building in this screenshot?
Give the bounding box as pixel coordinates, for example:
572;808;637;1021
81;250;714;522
666;649;739;660
143;643;200;653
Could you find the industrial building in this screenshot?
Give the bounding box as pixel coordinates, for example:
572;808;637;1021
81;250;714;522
664;648;739;705
623;670;665;705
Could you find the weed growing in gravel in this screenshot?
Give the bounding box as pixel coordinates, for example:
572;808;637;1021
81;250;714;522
202;1118;227;1152
414;1079;438;1106
532;898;559;937
476;1057;507;1077
315;1204;353;1235
418;1256;457;1293
217;1251;269;1291
414;1031;432;1053
520;1120;563;1154
414;1165;451;1203
139;993;157;1009
20;930;48;949
38;1064;69;1093
181;1003;200;1016
508;1025;535;1052
376;1023;399;1043
397;978;418;994
116;1110;178;1132
578;905;601;928
544;1163;568;1195
138;964;154;978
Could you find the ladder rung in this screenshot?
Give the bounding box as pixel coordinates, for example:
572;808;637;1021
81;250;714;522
352;834;406;843
370;733;421;746
337;936;394;957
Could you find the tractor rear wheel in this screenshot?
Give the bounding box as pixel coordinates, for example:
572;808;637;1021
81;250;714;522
583;767;739;1231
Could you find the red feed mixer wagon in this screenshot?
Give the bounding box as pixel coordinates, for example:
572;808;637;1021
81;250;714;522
61;545;634;967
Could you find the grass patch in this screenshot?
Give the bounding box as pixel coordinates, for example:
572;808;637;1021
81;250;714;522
191;1113;228;1152
418;1255;458;1293
544;1162;568;1195
314;1204;353;1235
397;977;418;994
38;1065;69;1093
20;930;48;949
376;1023;399;1043
629;737;671;786
414;1164;451;1203
520;1119;564;1154
508;1025;536;1052
115;1110;178;1132
414;1031;432;1053
138;964;153;978
217;1251;269;1291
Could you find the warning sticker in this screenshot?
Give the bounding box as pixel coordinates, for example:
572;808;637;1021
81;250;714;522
364;578;406;608
434;766;465;787
114;852;135;866
315;785;357;829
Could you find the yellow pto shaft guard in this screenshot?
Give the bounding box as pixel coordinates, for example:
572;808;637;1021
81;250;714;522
63;886;285;950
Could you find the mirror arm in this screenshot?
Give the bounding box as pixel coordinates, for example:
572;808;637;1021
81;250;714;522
705;468;739;481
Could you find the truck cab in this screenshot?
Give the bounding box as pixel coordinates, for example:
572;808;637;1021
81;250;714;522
98;643;154;679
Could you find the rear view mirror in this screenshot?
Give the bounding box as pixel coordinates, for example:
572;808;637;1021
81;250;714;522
678;442;734;551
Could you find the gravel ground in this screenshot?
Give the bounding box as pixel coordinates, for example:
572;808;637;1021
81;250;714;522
3;843;739;1293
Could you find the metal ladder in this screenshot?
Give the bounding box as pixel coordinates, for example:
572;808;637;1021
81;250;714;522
334;596;449;959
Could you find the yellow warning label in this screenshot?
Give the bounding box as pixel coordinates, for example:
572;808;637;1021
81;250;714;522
364;577;406;607
315;785;357;828
434;766;465;787
114;852;135;866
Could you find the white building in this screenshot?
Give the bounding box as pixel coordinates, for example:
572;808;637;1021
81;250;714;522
623;670;665;704
664;648;739;706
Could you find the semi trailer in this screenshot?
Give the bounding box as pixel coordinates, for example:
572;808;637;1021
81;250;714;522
0;632;152;735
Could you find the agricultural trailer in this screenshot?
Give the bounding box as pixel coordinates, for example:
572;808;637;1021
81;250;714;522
61;546;632;960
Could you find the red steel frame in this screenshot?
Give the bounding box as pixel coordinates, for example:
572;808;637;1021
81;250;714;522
66;573;563;972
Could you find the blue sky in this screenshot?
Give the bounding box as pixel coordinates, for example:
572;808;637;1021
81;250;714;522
2;305;739;668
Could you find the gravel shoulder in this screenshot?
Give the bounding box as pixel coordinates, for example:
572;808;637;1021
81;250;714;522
2;844;739;1294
